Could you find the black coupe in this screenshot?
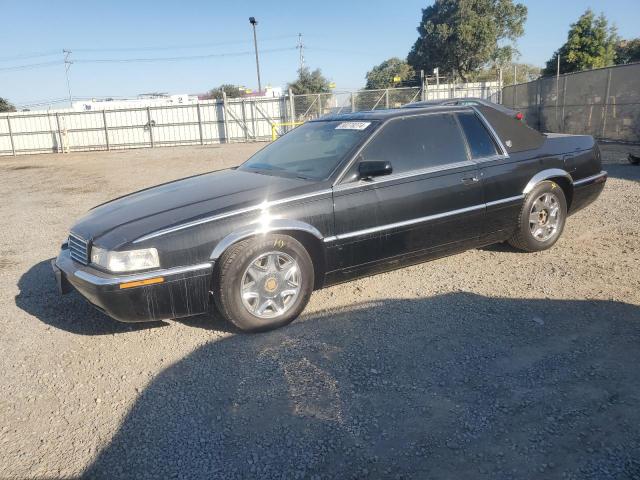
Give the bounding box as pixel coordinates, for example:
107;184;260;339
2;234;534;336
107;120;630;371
53;105;607;331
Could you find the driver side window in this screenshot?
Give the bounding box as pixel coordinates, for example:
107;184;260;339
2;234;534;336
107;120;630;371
356;113;469;177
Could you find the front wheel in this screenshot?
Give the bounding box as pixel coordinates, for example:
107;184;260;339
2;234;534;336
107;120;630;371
508;180;567;252
214;234;314;332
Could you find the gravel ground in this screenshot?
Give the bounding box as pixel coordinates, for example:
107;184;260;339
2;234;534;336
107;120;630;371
1;142;639;480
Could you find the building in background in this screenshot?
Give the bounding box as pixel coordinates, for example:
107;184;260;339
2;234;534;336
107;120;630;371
72;93;198;111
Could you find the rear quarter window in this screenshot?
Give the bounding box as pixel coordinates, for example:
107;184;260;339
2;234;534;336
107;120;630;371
456;112;499;159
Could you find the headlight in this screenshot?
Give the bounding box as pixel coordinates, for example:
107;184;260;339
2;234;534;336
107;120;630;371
91;246;160;273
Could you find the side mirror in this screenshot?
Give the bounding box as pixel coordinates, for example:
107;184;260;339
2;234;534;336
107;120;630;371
358;160;392;180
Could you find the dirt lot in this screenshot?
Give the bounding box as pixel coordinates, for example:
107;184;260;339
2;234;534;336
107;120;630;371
1;142;639;479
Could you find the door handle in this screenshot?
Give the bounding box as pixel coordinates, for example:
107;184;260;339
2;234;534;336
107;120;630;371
462;176;479;185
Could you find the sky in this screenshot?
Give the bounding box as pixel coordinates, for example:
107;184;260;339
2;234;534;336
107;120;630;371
0;0;638;108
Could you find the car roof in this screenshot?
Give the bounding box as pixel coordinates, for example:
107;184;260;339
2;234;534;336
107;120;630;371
312;105;474;122
404;98;517;116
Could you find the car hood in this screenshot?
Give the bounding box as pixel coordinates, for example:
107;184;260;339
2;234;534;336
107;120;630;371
70;168;315;248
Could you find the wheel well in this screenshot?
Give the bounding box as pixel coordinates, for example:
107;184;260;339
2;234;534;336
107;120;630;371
548;176;574;209
213;230;327;290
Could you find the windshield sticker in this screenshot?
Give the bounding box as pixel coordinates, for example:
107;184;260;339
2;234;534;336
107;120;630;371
335;121;371;130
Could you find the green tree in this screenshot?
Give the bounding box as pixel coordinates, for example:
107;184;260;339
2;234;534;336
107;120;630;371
616;38;640;65
365;58;416;89
503;63;541;84
208;84;245;99
287;67;331;94
543;10;618;75
0;97;16;113
408;0;527;81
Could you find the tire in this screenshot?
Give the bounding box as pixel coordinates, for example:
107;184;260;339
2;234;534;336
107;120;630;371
508;180;567;252
214;234;314;332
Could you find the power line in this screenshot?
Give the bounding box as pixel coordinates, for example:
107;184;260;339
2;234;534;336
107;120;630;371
0;33;302;65
0;60;61;72
0;50;60;62
0;46;297;72
73;46;297;64
70;34;300;53
305;46;384;56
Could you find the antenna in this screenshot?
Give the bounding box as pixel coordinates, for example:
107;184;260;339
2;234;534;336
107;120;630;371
63;49;73;106
297;33;304;71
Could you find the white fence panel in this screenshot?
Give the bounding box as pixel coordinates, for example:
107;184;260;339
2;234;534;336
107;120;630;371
0;82;504;156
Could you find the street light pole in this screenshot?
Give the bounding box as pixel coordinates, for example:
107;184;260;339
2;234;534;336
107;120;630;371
249;17;262;93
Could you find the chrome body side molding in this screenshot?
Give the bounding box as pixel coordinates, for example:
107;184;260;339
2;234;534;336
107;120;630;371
74;262;213;286
324;203;485;242
573;171;607;186
523;169;573;194
485;195;524;207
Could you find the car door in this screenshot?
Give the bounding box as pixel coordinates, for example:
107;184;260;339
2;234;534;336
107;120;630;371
460;108;549;240
327;112;485;273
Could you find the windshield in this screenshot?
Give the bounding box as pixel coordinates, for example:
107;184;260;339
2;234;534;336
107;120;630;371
239;120;376;180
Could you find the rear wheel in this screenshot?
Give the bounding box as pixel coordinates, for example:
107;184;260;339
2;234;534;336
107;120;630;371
508;180;567;252
214;234;314;332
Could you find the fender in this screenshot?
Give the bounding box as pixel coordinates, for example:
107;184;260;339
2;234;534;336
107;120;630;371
209;218;325;261
523;168;573;194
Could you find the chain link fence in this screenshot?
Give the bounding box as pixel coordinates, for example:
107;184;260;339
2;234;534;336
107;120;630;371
501;63;640;143
0;81;501;156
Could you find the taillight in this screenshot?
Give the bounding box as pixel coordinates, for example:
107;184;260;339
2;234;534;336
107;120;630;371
515;112;524;121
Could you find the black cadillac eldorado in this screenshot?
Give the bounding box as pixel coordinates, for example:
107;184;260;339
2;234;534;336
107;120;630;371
53;105;607;331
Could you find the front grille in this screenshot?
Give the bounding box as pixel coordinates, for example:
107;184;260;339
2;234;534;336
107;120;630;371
68;233;90;265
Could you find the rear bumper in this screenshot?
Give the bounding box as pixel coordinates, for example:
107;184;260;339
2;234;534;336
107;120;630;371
569;171;607;215
53;248;213;322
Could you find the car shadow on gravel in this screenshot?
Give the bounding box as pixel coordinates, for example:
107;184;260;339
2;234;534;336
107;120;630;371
15;259;166;335
85;294;640;479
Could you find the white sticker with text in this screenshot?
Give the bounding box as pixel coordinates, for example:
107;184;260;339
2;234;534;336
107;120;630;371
335;121;371;130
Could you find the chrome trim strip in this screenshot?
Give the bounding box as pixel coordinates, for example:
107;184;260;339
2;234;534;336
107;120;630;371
324;203;485;242
573;171;607;186
486;195;524;207
523;169;573;194
74;262;213;286
333;160;477;192
133;189;332;243
472;153;510;164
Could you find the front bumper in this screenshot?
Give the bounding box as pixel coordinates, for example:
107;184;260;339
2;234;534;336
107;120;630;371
53;248;214;322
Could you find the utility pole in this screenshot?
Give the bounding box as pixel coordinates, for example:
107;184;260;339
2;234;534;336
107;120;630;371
63;49;73;106
249;17;262;93
296;33;305;72
513;64;517;85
